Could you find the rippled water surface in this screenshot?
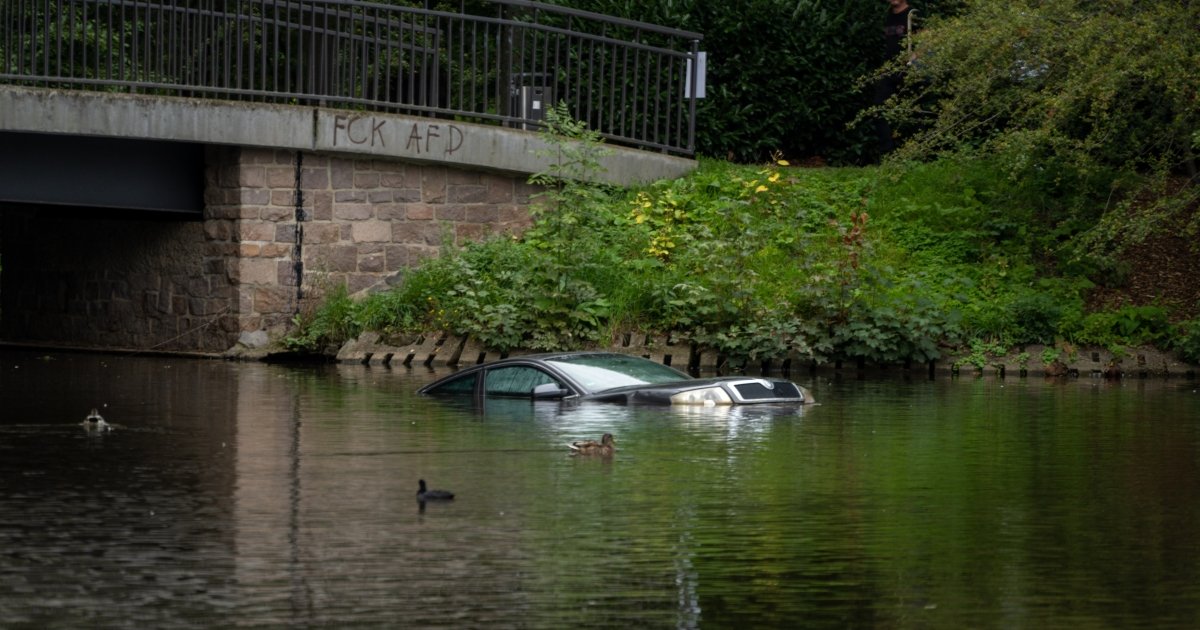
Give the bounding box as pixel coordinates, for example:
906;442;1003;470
2;349;1199;628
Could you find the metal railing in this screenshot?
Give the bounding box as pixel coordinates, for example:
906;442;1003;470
1;0;702;156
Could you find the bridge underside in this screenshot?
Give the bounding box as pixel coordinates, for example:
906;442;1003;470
0;132;205;215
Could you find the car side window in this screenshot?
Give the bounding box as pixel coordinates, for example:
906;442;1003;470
426;372;478;395
484;366;562;398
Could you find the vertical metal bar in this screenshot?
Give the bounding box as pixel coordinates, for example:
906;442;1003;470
234;0;243;93
558;15;568;119
259;0;267;96
118;0;125;84
178;0;186;93
382;9;392;105
572;33;583;122
652;50;662;147
271;0;279;96
40;0;49;79
362;4;372;100
673;54;683;153
638;33;648;145
618;33;629;140
359;6;368;102
608;36;618;142
223;1;231;92
54;0;63;82
102;0;110;82
3;0;9;78
303;0;310;98
431;14;442;111
169;2;176;89
585;33;597;131
153;2;162;87
418;9;427;107
499;8;507;119
131;0;140;89
69;0;78;85
688;39;698;154
403;11;412;107
182;0;190;92
538;16;549;110
13;0;21;78
490;14;498;117
422;10;429;108
468;18;477;115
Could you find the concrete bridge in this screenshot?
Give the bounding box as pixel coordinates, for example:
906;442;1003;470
0;0;701;354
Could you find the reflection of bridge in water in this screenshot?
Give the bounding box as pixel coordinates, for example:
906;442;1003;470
0;0;702;354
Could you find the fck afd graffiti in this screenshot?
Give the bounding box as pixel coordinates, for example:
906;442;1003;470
331;114;464;156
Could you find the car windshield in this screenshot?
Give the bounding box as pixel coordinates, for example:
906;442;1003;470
545;354;691;393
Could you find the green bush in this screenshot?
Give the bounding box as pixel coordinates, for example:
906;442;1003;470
1172;318;1200;365
285;285;359;353
1067;305;1172;348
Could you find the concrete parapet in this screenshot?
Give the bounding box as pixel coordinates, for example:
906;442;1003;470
0;86;695;186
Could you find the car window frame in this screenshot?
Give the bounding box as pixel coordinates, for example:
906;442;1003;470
481;364;568;399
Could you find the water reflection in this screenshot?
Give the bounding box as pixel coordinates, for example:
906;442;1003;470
1;350;1199;628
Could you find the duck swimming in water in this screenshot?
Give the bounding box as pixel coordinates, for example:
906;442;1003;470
82;408;112;432
568;433;615;456
417;479;454;501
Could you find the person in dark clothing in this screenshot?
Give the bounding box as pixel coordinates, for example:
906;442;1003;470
875;0;916;156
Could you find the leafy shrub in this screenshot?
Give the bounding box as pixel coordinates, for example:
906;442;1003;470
1068;305;1171;348
285;285;359;353
1172;318;1200;364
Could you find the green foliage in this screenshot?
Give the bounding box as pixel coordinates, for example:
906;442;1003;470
1171;318;1200;365
961;338;1008;370
1067;305;1171;349
284;285;359;353
882;0;1200;255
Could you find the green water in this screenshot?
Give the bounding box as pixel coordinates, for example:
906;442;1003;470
1;350;1198;628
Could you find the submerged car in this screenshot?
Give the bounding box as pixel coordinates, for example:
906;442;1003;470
417;351;814;405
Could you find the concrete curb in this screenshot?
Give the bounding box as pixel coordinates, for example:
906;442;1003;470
333;334;1200;378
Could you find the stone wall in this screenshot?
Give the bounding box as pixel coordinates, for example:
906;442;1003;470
0;206;239;353
0;146;539;353
214;147;539;339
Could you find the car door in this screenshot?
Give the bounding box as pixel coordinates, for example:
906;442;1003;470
482;365;566;398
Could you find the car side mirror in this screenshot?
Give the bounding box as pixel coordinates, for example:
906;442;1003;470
532;383;570;399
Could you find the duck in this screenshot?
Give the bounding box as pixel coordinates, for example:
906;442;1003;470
417;479;455;501
82;408;112;432
568;433;615;456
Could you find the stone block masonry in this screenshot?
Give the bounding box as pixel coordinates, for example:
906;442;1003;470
0;205;239;353
214;147;539;340
0;146;539;354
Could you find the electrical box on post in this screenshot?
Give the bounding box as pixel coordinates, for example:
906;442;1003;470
518;85;553;130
